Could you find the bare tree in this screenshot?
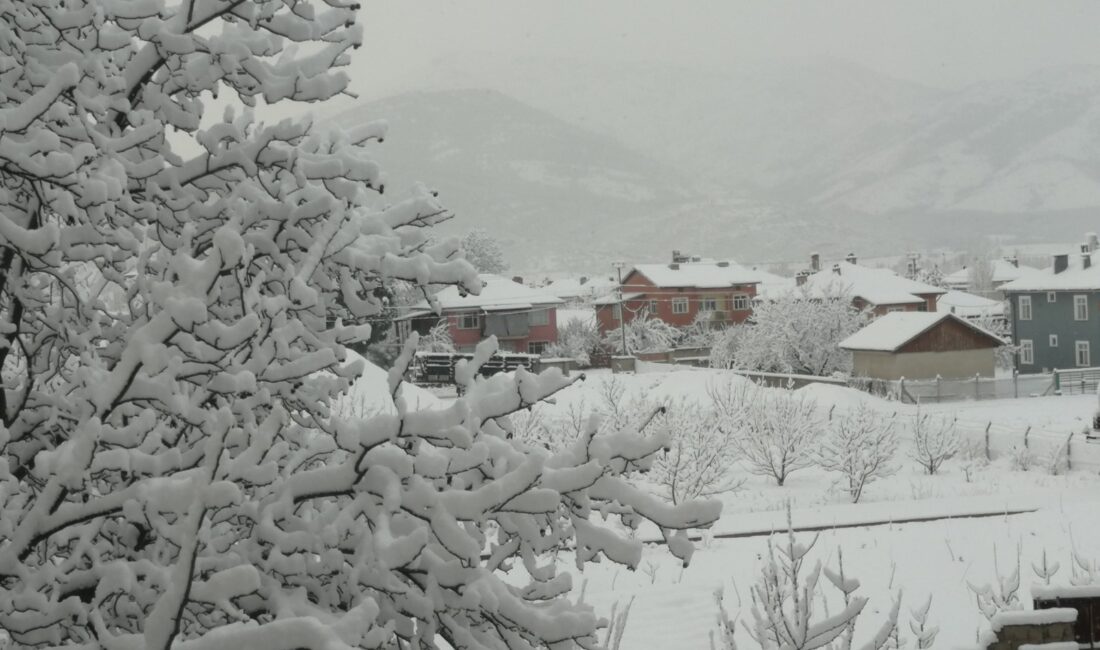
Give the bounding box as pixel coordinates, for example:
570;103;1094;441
909;595;940;649
968;545;1022;621
818;405;899;503
650;399;745;504
712;381;822;486
908;410;960;475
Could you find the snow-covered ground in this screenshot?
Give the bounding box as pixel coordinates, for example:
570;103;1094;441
495;365;1100;650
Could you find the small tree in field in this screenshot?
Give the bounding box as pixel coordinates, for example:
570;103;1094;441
711;381;822;486
545;315;601;366
461;228;508;274
908;411;960;475
650;399;744;505
713;511;901;650
602;312;680;354
818;406;899;503
0;2;721;647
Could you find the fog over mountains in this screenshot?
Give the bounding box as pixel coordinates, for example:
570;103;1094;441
336;56;1100;274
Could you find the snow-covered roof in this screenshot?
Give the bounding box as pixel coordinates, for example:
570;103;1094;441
1000;263;1100;291
937;290;1005;318
593;292;643;306
409;274;563;313
767;262;943;306
628;261;761;289
839;312;1003;352
943;259;1043;286
542;275;617;300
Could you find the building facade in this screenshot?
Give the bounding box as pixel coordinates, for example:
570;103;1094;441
1006;289;1100;372
840;312;1003;380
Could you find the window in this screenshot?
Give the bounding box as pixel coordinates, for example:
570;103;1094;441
1075;295;1089;321
672;297;689;314
527;341;549;355
648;300;660;315
529;308;549;326
886;306;904;313
458;313;480;330
1020;339;1034;365
1050;334;1059;347
732;294;750;311
1077;341;1091;367
611;304;622;320
1047;292;1057;303
700;297;719;312
1018;295;1032;321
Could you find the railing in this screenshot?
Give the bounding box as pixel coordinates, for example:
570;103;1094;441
896;372;1055;404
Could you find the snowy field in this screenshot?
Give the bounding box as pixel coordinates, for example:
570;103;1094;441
499;366;1100;650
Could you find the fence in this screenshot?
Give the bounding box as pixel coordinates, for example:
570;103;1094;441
893;367;1100;403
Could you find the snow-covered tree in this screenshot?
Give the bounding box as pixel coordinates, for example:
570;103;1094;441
461;228;508;274
713;290;868;376
908;596;940;650
968;257;997;296
818;406;899;503
649;399;744;505
545;316;601;366
601;312;680;355
416;318;457;353
711;381;822;486
908;411;959;475
0;3;721;648
714;511;900;650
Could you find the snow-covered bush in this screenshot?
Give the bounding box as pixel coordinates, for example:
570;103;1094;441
649;399;744;505
959;440;989;483
602;312;681;355
461;228;508;274
714;513;900;650
416;318;456;353
908;411;959;475
1011;445;1036;471
0;3;720;647
968;547;1022;621
711;381;822;486
909;595;940;649
818;405;899;503
545;316;601;366
713;290;868;376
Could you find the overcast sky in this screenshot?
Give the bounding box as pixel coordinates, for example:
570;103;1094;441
353;0;1100;89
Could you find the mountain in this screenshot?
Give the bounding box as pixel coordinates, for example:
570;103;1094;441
339;58;1100;272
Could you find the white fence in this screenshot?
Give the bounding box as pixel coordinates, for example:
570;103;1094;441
897;373;1055;403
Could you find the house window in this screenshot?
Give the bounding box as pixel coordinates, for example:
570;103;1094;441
1075;295;1089;321
732;294;750;311
1077;341;1091;367
1047;292;1057;303
458;313;480;330
611;304;622;320
648;300;660;315
1020;340;1034;365
886;306;904;313
1050;334;1059;347
529;308;549;327
527;341;549;355
700;297;719;312
672;297;689;314
1018;295;1032;321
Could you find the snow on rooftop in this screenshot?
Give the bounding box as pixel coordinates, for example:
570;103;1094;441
765;262;942;306
990;608;1077;632
543;275;618;300
1001;262;1100;291
839;311;1002;352
938;290;1005;317
412;274;563;312
944;259;1044;286
629;261;761;288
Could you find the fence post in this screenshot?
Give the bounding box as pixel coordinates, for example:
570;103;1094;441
1013;369;1018;399
1066;431;1074;471
1054;369;1061;394
985;422;992;460
899;376;906;403
1024;425;1031;449
975;373;981;400
936;374;942;402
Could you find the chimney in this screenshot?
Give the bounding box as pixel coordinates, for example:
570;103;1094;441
1084;255;1092;270
691;256;701;262
672;249;681;263
1089;232;1099;252
845;252;857;265
579;276;588;285
810;252;821;272
512;276;524;285
1083;243;1092;255
832;263;842;275
669;263;680;270
795;270;810;287
1054;254;1069;274
717;261;730;267
1007;256;1018;268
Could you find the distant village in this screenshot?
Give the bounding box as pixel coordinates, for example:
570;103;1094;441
393;233;1100;397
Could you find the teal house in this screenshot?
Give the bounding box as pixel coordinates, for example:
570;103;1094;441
1001;251;1100;372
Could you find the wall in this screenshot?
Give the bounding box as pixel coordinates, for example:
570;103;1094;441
852;348;995;380
985;621;1075;650
595;270;757;337
447;307;559;354
853;297;921;316
1012;290;1100;372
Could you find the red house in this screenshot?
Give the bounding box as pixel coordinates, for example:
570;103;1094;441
595;261;761;338
398;274;563;354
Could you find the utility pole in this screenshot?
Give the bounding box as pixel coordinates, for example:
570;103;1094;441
613;261;628;356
